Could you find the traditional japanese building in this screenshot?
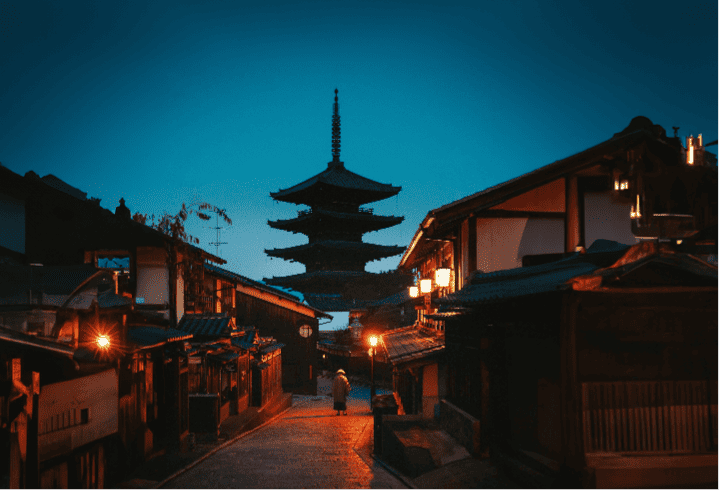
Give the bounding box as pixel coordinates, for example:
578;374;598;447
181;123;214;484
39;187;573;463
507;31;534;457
265;90;410;309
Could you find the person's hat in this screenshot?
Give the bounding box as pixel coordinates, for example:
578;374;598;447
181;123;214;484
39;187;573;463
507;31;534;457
336;369;345;374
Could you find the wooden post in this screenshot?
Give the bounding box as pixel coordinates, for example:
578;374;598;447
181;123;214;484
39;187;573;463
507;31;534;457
468;215;477;273
565;176;581;252
559;292;585;486
8;358;24;489
479;338;491;458
25;372;40;489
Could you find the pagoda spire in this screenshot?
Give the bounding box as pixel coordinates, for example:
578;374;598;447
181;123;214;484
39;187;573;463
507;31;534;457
330;88;342;167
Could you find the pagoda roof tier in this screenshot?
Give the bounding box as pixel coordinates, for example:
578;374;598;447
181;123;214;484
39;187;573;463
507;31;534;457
302;293;370;311
262;270;413;301
270;163;401;207
268;208;404;235
265;240;405;264
263;270;368;293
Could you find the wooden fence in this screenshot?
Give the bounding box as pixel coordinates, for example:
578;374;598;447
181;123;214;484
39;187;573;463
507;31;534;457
582;380;717;453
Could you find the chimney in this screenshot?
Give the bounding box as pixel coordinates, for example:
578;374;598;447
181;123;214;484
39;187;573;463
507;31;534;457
115;198;131;220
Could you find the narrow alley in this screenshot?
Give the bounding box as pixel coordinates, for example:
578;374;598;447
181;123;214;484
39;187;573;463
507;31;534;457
162;378;407;489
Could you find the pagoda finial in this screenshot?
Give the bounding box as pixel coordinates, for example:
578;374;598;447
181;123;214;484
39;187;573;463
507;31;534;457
330;88;342;167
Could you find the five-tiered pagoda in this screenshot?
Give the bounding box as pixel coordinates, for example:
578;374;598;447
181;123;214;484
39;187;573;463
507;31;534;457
264;90;409;310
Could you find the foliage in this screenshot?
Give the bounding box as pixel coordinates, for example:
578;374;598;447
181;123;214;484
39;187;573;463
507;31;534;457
132;202;231;245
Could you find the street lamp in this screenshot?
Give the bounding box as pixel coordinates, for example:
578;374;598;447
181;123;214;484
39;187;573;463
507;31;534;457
368;335;378;402
96;334;110;349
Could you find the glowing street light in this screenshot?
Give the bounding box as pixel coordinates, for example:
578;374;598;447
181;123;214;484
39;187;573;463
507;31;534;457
96;335;110;349
368;335;378;402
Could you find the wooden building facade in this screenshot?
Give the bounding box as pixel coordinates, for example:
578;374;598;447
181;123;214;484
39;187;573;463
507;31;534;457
439;241;717;487
205;264;330;395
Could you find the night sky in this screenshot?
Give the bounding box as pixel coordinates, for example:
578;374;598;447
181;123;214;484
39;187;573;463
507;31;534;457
1;0;716;329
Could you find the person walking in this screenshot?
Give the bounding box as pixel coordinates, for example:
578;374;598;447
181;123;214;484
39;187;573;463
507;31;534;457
332;369;351;416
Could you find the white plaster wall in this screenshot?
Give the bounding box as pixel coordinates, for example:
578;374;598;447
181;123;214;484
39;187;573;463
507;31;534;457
136;266;169;305
38;369;118;462
176;273;184;322
584;192;638;248
517;218;565;260
0;192;25;254
476;217;564;273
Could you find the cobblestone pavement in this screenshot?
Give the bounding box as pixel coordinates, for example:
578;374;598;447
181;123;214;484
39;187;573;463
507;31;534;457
164;378;407;488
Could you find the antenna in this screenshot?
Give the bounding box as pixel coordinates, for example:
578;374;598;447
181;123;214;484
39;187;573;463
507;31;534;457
207;208;229;258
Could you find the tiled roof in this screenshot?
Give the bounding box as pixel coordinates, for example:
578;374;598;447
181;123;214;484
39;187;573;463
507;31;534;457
316;341;357;358
265;240;404;261
128;327;193;349
97;289;133;308
423;310;470;320
205;264;300;302
443;261;598;306
260;343;284;355
380;325;445;365
303;293;369;311
0;265;132;309
263;270;367;288
204;264;331;319
207;350;241;362
177;313;234;338
367;288;413;307
439;240;717;307
0;264;98;301
230;328;284;355
268;209;403;234
270;164;401;204
0;326;75;356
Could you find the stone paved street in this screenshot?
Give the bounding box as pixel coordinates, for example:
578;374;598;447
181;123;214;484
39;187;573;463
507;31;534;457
163;379;407;489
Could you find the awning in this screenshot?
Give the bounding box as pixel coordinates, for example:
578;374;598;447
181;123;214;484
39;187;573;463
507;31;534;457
128;326;193;349
380;325;445;366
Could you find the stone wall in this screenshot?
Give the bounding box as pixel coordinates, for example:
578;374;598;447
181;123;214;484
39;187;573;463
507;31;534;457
439;399;480;456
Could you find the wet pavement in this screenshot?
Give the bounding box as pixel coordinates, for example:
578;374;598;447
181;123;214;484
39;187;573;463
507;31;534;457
163;378;407;488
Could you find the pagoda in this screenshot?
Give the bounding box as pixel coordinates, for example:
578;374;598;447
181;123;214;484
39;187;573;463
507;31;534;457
264;90;408;309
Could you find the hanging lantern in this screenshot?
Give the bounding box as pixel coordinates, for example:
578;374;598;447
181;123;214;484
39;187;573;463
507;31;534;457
435;268;452;288
420;278;432;294
409;286;419;298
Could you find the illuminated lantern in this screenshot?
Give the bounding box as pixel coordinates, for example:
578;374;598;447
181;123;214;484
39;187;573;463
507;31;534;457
409;286;419;298
369;335;378;347
420;278;432;294
97;335;110;349
435;268;451;288
687;136;694;165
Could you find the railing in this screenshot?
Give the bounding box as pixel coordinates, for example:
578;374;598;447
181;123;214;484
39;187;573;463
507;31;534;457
582;380;717;454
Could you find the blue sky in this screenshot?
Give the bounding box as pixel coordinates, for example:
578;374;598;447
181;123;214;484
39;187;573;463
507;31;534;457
1;0;716;329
